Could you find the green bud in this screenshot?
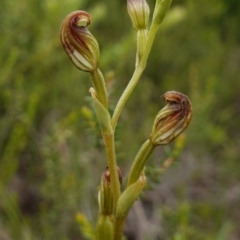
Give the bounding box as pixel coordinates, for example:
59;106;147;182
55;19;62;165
60;11;99;72
127;0;150;30
150;91;192;145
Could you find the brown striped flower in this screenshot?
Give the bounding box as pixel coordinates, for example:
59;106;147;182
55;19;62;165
150;91;192;145
60;11;99;72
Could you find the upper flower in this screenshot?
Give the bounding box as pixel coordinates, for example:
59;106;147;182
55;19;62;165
127;0;150;30
60;11;99;72
150;91;192;145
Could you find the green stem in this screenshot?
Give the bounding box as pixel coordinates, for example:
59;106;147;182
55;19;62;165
114;216;126;240
111;23;159;130
102;132;121;208
90;68;108;109
128;139;155;186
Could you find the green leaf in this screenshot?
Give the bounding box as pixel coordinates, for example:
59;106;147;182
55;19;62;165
116;173;146;218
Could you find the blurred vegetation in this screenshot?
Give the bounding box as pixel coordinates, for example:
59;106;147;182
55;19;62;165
0;0;240;239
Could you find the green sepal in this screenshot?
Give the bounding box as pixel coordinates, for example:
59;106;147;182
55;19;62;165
90;88;112;134
116;173;146;218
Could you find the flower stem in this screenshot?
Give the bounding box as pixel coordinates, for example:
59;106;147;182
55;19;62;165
128;139;155;186
114;216;126;240
102;132;121;207
111;23;159;130
90;68;108;109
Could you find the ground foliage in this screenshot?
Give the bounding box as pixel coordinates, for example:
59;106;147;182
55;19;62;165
0;0;240;239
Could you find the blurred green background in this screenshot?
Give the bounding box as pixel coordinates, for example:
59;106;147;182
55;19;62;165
1;0;240;239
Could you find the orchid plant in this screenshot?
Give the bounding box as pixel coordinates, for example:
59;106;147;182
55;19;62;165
60;0;192;239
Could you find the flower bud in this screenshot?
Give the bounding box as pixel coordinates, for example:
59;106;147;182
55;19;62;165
98;166;122;215
150;91;192;145
127;0;150;30
60;11;99;72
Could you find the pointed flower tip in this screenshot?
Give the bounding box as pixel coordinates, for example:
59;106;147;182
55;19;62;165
89;87;97;97
150;90;192;145
139;171;146;184
127;0;150;30
60;10;99;72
